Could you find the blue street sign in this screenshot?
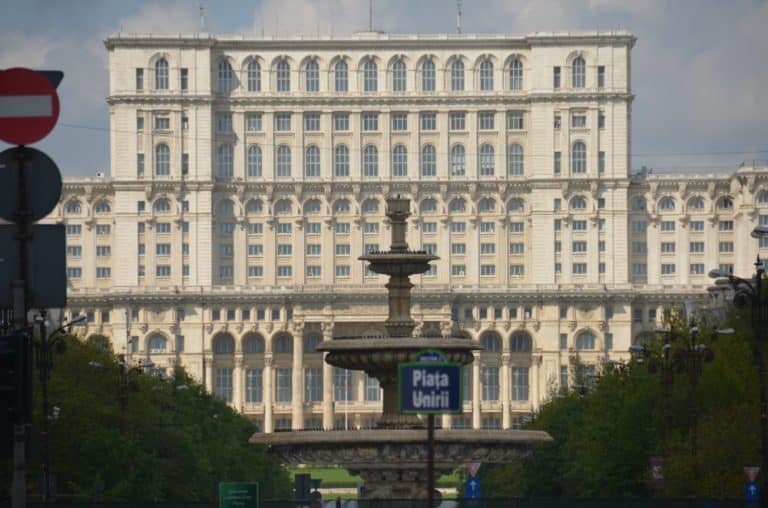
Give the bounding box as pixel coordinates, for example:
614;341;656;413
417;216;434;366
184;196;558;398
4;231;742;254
464;476;482;499
398;350;462;414
746;481;760;502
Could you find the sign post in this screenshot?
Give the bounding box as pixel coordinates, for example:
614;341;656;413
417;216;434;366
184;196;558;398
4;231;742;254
398;349;463;507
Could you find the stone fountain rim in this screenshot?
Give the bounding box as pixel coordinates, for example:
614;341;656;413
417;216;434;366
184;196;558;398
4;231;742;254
250;428;553;446
317;337;482;352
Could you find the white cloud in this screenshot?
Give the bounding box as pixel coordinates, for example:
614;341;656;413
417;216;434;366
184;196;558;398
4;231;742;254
254;0;372;36
117;1;202;34
0;32;55;69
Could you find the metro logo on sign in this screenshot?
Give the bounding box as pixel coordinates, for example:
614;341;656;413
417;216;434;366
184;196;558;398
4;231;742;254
0;68;61;145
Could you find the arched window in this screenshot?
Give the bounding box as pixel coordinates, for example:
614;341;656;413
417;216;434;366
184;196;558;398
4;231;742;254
758;191;768;205
718;196;734;210
334;199;351;214
570;196;588;210
659;196;676;211
392;144;408;177
64;201;82;215
155;143;170;176
155;58;168;89
274;200;292;215
247;145;262;178
362;200;379;214
631;196;647;212
481;332;501;352
363;59;378;92
276;59;290;91
247;60;261;91
276;145;291;178
246;200;263;214
305;145;320;177
363;144;378;177
334;60;348;92
392;59;406;92
420;199;438;214
243;334;265;353
334;145;349;177
688;197;705;210
274;335;293;354
304;199;322;215
420;144;436;177
217;144;233;178
449;199;466;213
217;200;234;215
154;198;172;213
304;335;322;353
575;331;596;350
478;198;496;213
507;198;524;213
450;144;465;176
511;332;531;352
479;59;494;91
148;334;167;354
94;201;111;214
507;143;524;176
421;59;435;91
571;142;587;174
572;57;586;88
218;59;234;93
509;58;523;90
479;144;495;176
450;59;464;91
213;334;235;354
305;59;319;92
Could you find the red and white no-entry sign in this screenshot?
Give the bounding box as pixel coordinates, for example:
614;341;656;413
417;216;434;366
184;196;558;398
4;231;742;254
0;67;60;145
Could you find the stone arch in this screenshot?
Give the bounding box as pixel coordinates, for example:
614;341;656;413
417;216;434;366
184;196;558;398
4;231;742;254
574;329;597;350
212;332;236;355
509;330;532;353
272;332;293;354
242;332;265;354
479;330;502;353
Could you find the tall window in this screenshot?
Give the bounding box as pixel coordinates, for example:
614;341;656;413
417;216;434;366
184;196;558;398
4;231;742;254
363;144;378;177
218;59;234;93
364;374;380;402
576;332;596;350
334;368;352;401
572;57;586;88
392;59;406;91
363;59;378;92
214;368;233;402
305;59;319;92
509;58;523;90
276;59;290;91
479;144;495;176
421;59;435;91
482;367;499;401
276;145;291;178
450;144;465;176
246;368;263;403
572;142;587;173
275;368;292;402
247;145;262;178
511;367;529;401
335;145;349;177
152;143;171;177
392;144;408;177
247;60;261;91
304;367;323;402
507;144;524;176
450;59;464;91
217;144;233;177
479;59;493;91
305;145;320;177
334;60;348;92
420;144;436;177
155;58;168;89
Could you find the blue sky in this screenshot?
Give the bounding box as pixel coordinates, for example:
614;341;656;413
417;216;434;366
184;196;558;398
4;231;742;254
0;0;766;177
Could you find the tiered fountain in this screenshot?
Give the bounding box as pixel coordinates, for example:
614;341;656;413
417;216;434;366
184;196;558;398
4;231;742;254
251;197;551;499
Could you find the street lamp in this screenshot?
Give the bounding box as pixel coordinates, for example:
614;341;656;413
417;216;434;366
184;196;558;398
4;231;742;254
709;225;768;501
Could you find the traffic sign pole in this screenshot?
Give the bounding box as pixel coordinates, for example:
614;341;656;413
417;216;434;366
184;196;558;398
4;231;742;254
427;414;435;508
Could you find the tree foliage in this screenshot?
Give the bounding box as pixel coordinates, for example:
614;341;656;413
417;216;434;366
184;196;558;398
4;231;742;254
1;335;291;502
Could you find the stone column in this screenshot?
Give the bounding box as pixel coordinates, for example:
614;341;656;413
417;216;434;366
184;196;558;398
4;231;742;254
532;354;542;412
263;355;273;433
204;354;213;392
233;355;244;410
322;323;334;429
501;353;511;429
472;352;481;429
292;327;304;429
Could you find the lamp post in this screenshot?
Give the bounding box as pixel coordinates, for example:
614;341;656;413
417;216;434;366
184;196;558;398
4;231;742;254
709;223;768;501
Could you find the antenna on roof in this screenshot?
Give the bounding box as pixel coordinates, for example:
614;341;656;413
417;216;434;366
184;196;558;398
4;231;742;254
457;0;462;34
199;2;206;32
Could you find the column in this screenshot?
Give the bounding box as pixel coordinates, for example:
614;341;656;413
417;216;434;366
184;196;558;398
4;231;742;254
501;354;511;429
532;355;542;412
204;354;213;392
472;352;481;429
292;328;304;429
263;356;274;433
322;322;334;429
233;356;244;410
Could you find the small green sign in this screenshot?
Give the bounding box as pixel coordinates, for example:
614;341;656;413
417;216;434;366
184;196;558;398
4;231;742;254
219;482;259;508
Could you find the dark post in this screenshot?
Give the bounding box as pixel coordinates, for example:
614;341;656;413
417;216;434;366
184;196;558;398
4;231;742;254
37;311;51;503
688;328;700;497
427;414;435;507
754;258;768;503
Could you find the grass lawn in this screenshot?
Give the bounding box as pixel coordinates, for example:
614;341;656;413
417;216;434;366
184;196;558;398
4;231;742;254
288;466;464;489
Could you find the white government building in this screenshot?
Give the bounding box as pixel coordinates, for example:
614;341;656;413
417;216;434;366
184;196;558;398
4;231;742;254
48;30;768;432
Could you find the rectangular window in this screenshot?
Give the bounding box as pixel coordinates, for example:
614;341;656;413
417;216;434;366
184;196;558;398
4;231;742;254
719;241;734;253
554;240;562;252
478;111;495;130
597;65;605;88
277;244;292;256
333;113;349;131
599;240;606;252
572;220;587;231
690;221;705;231
216;113;232;132
599;262;606;274
364;222;379;234
554;114;562;129
511;367;529;401
362;113;379;131
136;68;144;90
277;266;292;277
554;151;561;174
719;263;734;274
480;221;496;233
661;221;676;232
248;223;263;235
214;368;233;402
718;220;734;231
180;68;188;90
560;365;568;389
420;112;436;131
507;111;524;130
66;267;82;279
96;224;111;235
690;263;705;275
219;243;234;257
154;265;170;277
391;112;408;131
422;243;437;255
632;263;647;275
306;244;321;256
451;243;466;255
275;113;291;131
598;112;606;129
632;241;648;254
572;241;587;253
451;222;466;233
66;245;82;257
509;243;524;255
482;367;499;401
449;112;466;131
304;368;323;402
421;222;437;234
137;153;145;176
452;264;466;276
480;264;496;276
276;223;292;234
248;265;263;277
661;263;676;275
248;244;264;256
246;369;263;403
335;244;351;256
181;115;188;130
154;117;170;130
598;151;606;173
304;112;320;131
95;267;110;279
571;113;587;128
689;242;705;253
156;243;171;256
335;265;350;277
509;222;524;233
572;263;587;274
480;243;496;255
137;116;144;131
334;368;353;401
95;245;110;257
306;222;321;235
246;113;262;132
306;265;321;278
182;264;189;277
509;264;525;276
275;368;292;402
335;222;350;235
632;220;648;233
661;242;676;253
553;66;561;89
559;333;568;350
181;221;189;233
217;266;232;279
364;374;380;402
